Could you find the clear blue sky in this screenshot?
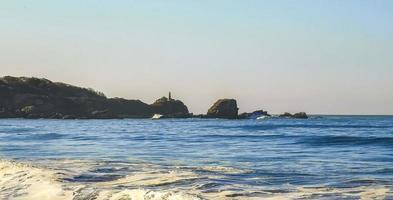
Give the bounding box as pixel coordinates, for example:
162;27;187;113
1;0;392;114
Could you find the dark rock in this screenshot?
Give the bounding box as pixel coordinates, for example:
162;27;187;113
192;114;205;118
104;98;152;118
279;112;308;119
207;99;238;119
238;112;248;119
239;110;270;119
252;110;270;116
62;115;75;119
292;112;308;119
279;112;293;118
150;97;190;118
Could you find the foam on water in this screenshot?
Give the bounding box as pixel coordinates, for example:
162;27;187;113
0;160;202;200
0;160;73;200
1;159;392;200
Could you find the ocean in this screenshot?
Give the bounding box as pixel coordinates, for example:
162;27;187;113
0;116;392;199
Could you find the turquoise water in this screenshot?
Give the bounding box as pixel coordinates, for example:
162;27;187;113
1;116;393;199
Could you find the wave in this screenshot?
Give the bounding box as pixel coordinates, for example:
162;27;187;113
194;166;254;175
204;124;393;131
0;160;202;200
0;160;73;200
1;132;65;141
0;127;37;133
197;134;293;140
197;133;393;148
1;159;392;200
298;135;393;147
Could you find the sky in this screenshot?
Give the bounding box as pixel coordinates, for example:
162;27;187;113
1;0;392;115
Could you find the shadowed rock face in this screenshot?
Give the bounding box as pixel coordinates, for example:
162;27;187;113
0;76;189;119
207;99;239;119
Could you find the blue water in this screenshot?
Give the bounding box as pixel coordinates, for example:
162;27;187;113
1;116;393;198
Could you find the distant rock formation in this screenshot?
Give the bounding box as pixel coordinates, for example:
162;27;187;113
279;112;293;118
0;76;310;120
0;76;190;119
279;112;308;119
151;96;190;118
207;99;238;119
239;110;271;119
292;112;308;119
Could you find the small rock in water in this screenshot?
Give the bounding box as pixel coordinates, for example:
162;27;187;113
279;112;308;119
292;112;308;119
207;99;238;119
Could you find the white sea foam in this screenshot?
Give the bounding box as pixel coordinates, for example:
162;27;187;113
196;165;253;174
0;160;74;200
0;159;391;200
0;160;202;200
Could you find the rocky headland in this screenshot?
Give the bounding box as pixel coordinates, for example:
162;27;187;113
0;76;308;119
0;76;189;119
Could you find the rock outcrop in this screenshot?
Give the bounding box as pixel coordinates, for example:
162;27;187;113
0;76;190;119
292;112;308;119
239;110;270;119
279;112;293;118
150;97;190;118
279;112;308;119
207;99;238;119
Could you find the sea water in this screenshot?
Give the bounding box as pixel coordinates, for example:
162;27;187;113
0;116;392;199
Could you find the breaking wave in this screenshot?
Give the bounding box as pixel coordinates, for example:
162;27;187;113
1;159;392;200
